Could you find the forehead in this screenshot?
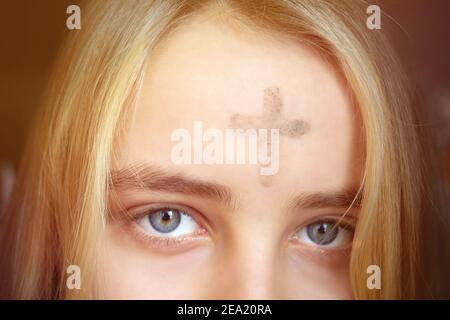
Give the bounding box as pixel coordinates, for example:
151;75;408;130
116;16;363;194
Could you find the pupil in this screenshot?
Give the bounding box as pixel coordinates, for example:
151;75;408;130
161;212;171;222
307;221;338;245
318;224;327;234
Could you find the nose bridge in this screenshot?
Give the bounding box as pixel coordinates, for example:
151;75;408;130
233;243;279;299
209;223;284;299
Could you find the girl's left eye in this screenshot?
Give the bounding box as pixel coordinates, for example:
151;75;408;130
293;220;353;248
136;208;201;238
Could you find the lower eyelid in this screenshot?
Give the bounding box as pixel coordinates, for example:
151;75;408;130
289;239;352;265
290;236;353;251
127;221;210;252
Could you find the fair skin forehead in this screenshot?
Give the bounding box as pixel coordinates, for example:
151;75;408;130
101;15;363;299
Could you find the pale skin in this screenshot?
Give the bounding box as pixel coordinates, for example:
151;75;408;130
100;13;364;299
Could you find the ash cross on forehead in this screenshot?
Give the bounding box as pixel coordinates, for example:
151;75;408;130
229;86;310;138
228;86;310;186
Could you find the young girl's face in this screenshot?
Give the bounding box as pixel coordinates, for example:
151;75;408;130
101;15;364;299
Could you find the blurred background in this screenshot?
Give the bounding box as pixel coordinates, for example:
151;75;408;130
0;0;449;209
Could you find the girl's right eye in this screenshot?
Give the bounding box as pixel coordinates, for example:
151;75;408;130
136;208;203;238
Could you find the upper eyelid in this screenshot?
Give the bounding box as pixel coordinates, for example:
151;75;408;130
297;215;357;230
126;203;210;231
108;187;359;230
118;202;357;228
128;203;198;219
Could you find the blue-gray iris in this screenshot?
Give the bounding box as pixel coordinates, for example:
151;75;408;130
149;209;182;233
306;221;338;245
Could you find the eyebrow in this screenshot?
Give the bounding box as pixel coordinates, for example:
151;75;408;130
110;164;361;211
110;164;235;208
289;189;362;210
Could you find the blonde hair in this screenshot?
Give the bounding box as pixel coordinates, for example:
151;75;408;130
0;0;446;299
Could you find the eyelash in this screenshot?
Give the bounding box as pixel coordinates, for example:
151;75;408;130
125;205;355;253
